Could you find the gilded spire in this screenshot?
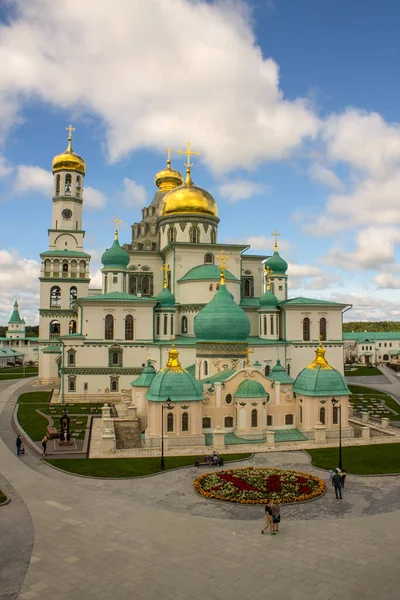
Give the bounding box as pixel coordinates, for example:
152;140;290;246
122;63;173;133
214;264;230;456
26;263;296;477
307;341;333;370
164;344;186;372
66;124;75;153
216;250;229;285
160;263;171;288
111;215;123;240
245;346;254;367
178;142;199;186
166;147;172;169
264;265;272;290
271;229;280;252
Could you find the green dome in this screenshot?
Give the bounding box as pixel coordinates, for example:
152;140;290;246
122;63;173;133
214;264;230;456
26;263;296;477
194;284;250;342
155;286;175;308
179;264;238;282
8;300;23;324
265;250;288;274
131;359;156;387
234;380;268;398
101;237;130;270
268;359;294;384
146;346;203;402
259;288;278;308
293;345;350;397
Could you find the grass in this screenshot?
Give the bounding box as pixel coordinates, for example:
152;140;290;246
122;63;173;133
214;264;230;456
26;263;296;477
0;490;7;504
0;372;38;380
344;365;382;377
45;454;252;478
307;443;400;474
348;384;400;421
17;391;103;441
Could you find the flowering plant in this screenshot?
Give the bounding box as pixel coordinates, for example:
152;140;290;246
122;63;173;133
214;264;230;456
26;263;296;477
194;467;325;504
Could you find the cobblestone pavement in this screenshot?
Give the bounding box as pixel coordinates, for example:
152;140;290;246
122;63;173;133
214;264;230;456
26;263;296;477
1;379;400;600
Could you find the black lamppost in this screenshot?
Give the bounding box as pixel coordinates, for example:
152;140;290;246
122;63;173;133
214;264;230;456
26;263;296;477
331;397;342;470
161;398;174;471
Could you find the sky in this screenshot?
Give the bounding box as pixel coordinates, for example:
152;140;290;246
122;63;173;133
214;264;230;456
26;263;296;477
1;0;400;324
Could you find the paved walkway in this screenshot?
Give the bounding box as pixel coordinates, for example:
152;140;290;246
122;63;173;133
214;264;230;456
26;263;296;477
1;379;400;600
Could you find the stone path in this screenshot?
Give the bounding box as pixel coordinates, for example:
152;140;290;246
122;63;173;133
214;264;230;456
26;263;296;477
1;379;400;600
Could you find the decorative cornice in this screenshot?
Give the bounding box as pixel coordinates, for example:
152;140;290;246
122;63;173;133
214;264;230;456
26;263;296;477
39;309;78;317
39;277;90;283
158;214;220;226
64;367;143;375
178;304;206;313
53;196;83;205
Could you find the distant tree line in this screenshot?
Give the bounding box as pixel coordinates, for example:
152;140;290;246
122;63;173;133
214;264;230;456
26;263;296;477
343;321;400;332
0;325;39;337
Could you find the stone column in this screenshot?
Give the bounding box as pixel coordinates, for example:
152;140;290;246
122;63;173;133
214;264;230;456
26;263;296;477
215;382;222;408
361;412;369;423
266;431;275;447
361;426;370;440
101;403;111;419
102;419;115;453
275;381;281;405
313;424;327;444
128;405;138;419
213;426;226;449
381;417;389;428
348;405;354;418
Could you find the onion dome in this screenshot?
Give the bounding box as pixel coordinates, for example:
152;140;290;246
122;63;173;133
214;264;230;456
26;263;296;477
234;380;268;399
101;234;130;270
194;283;250;342
265;239;288;274
131;359;156;387
52;126;86;175
8;300;23;324
268;359;294;384
155;286;175;308
259;287;278;308
154;152;183;192
293;343;350;397
146;346;204;402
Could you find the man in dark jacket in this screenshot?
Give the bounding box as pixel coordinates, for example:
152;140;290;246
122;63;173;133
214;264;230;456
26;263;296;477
16;435;22;456
332;469;342;499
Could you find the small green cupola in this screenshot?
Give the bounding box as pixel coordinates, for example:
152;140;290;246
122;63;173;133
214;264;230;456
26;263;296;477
131;359;156;388
194;283;250;342
259;287;278;309
265;241;288;275
293;343;350;397
234;380;268;399
268;358;294;384
146;346;204;402
101;231;130;270
8;300;23;324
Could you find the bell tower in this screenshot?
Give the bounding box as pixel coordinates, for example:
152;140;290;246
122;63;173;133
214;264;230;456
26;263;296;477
38;126;91;347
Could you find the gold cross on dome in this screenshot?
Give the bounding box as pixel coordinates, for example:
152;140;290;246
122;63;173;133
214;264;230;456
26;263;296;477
165;147;172;167
245;347;254;367
160;263;171;288
264;265;272;290
216;250;229;285
178;142;199;168
111;215;123;239
66;124;75;141
271;229;280;251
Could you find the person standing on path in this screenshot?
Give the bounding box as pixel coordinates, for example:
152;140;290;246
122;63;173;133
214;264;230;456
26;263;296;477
16;435;22;456
332;469;342;499
328;469;333;485
41;435;47;456
261;500;274;535
272;500;281;534
341;470;347;488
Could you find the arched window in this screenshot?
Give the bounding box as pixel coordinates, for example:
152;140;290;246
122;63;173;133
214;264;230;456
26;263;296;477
167;412;174;432
203;360;208;376
50;286;61;308
210;229;216;244
70;286;77;304
270;315;274;335
285;414;294;425
142;276;150;296
105;315;114;340
224;416;234;428
225;394;232;405
299;406;303;424
70;260;77;277
44;259;51;277
264;365;270;377
263;315;267;335
170;315;174;335
319;406;326;425
267;415;273;426
79;260;86;277
125;315;134;340
209;284;213;291
112;352;119;365
251;409;258;427
53;260;60;277
129;276;137;295
69;320;77;334
163;314;168;335
303;317;310;342
156;314;160;335
62;262;69;274
204;253;214;264
68;378;75;392
55;175;60;195
68;350;76;366
168;227;176;242
76;175;81;197
181;316;188;334
287;363;291;376
244;279;251;297
202;417;212;429
190;226;199;243
271;282;275;294
319;317;327;341
49;320;60;338
333;406;338;425
182;412;189;432
65;174;72;195
111;379;118;392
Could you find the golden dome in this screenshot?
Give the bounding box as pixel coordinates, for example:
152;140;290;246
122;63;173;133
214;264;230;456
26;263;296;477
154;157;183;192
160;176;218;218
52;126;86;175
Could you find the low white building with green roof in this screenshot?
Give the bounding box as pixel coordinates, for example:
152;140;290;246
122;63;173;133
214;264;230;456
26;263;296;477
0;300;39;364
343;331;400;365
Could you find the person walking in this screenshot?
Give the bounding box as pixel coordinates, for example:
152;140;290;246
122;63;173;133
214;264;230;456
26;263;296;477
41;435;47;456
16;435;22;456
341;470;347;488
272;500;281;534
332;469;342;499
328;469;333;485
261;500;274;535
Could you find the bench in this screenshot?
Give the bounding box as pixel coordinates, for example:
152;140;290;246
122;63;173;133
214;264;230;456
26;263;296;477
194;456;224;468
47;427;58;439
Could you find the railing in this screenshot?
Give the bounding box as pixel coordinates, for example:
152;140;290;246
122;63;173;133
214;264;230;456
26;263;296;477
49;333;60;339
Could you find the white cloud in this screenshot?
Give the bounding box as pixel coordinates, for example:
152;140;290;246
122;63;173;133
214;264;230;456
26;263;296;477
373;273;400;289
116;178;147;208
308;163;343;192
84;186;107;210
0;0;319;173
13;165;52;196
325;227;400;271
0;156;12;178
330;292;400;322
224;235;291;254
0;249;40;324
288;263;340;291
218;180;267;203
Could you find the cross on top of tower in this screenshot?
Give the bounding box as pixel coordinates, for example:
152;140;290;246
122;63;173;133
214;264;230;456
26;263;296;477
165;147;172;167
245;346;254;367
160;263;171;288
112;215;123;240
271;229;280;251
178;142;199;184
264;265;272;290
66;124;75;141
216;250;229;285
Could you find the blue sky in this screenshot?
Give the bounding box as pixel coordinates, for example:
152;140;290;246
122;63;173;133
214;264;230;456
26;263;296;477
1;0;400;323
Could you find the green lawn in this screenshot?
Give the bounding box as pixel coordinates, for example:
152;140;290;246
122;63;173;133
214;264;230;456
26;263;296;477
0;371;38;380
307;443;400;474
0;490;7;504
344;365;382;377
1;366;38;373
46;454;252;478
348;384;400;421
17;392;103;441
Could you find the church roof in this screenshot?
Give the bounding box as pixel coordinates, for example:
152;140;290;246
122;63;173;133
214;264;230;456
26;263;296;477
155;286;175;309
194;283;250;342
8;301;23;324
279;297;348;307
77;292;157;302
179;264;238;282
234;380;268;398
259;288;278;309
268;359;294;384
131;359;156;387
146;346;203;402
264;249;288;274
40;250;91;258
102;236;130;270
201;369;236;385
240;298;260;308
0;348;24;357
293;343;349;397
343;331;400;341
